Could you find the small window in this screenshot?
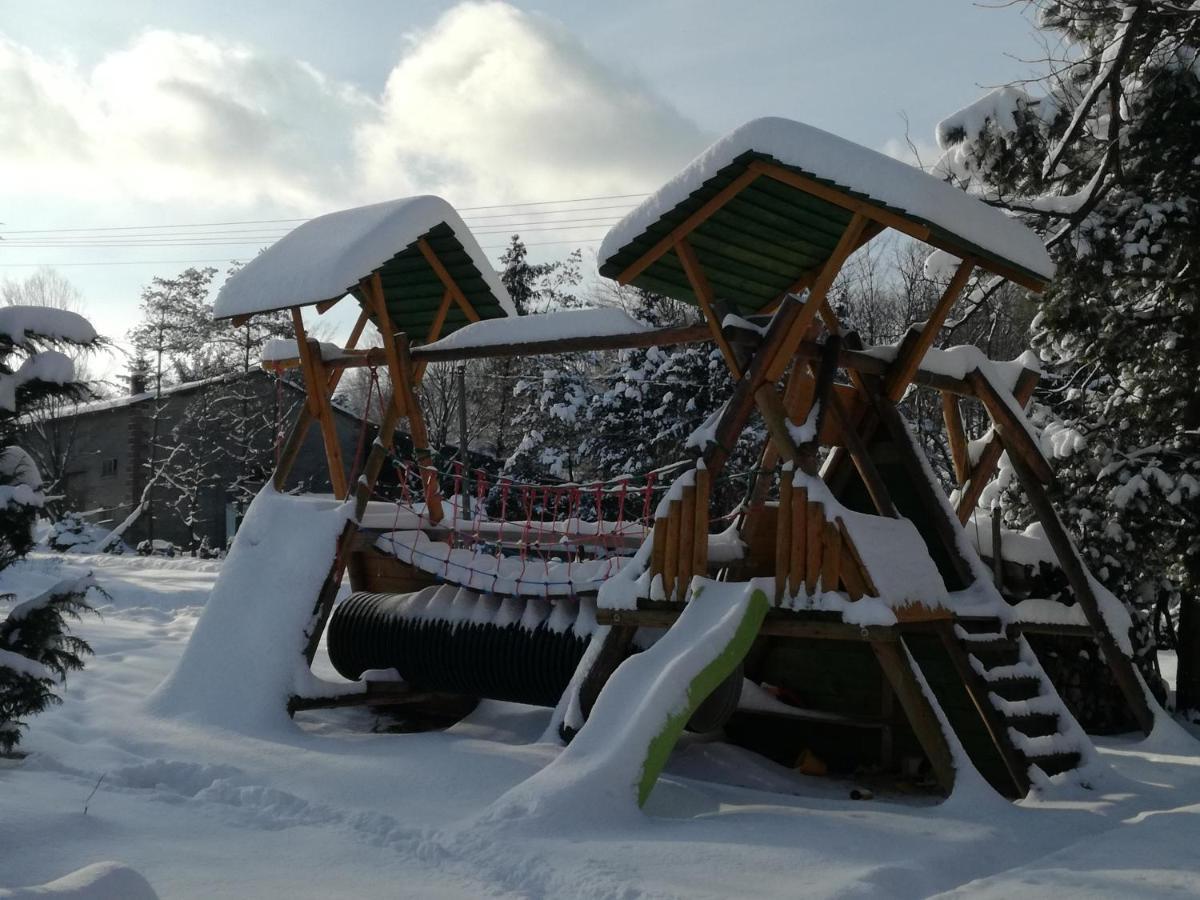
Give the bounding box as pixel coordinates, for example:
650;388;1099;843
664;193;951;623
101;458;118;478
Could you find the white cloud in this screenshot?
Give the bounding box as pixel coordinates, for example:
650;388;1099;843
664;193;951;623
356;1;708;204
0;3;707;213
0;31;372;209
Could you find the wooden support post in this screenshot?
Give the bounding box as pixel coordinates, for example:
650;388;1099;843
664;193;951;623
942;391;971;487
805;502;823;595
822;383;898;518
395;334;444;524
871;639;956;795
676;237;742;379
678;484;697;600
789;484;807;598
692;467;710;578
991;507;1005;590
365;273;409;419
956;369;1039;523
417;238;482;323
775;473;793;603
1003;449;1156;735
291;309;348;499
663;500;681;601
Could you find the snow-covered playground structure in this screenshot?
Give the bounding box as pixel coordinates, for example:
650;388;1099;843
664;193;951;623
196;116;1166;806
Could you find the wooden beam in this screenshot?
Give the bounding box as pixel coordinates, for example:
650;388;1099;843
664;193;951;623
871;639;956;795
884;258;975;402
316;296;343;315
756;220;888;315
823;387;898;518
956;369;1039;523
692;466;710;578
291;308;348;499
417;237;482;323
394;334;444;524
615;167;763;285
231;313;253;328
775;473;792;603
412;322;711;363
365;273;409;419
966;368;1054;485
942;391;971;487
1003;450;1155;735
676;236;742;378
678;484;696;599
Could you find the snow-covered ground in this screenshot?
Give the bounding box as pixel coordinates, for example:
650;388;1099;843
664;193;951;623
2;552;1199;898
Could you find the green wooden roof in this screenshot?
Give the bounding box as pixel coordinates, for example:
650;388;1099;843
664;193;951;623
351;222;510;339
599;150;1051;315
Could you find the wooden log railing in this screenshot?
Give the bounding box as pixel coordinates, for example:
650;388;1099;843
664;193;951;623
648;468;710;601
774;481;878;604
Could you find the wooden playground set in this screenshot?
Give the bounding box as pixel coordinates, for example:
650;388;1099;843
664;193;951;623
214;118;1160;803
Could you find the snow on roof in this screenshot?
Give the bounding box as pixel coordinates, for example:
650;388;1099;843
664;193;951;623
212;196;515;319
419;307;650;353
599;117;1054;284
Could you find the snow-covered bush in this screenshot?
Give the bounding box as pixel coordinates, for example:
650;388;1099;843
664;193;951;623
0;576;94;755
43;512;126;554
0;303;99;753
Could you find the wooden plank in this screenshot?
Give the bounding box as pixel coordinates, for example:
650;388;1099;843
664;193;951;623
789;483;807;597
417;237;482;323
883;257;975;402
805;502;823;595
754;384;799;465
956;369;1039;523
315;296;343;315
692;467;710;577
650;516;668;588
775;473;793;603
871;639;956;795
291;309;348;499
394;334;444;524
967;368;1054;485
676;236;742;378
822;379;898;518
1003;443;1155;734
663;500;681;601
942;391;971;486
615;167;763;285
678;484;697;600
820;520;842;593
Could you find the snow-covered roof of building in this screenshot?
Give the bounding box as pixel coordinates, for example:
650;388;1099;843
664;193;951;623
213;196;515;338
599;117;1053;312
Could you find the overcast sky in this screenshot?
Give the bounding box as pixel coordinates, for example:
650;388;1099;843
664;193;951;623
0;0;1044;378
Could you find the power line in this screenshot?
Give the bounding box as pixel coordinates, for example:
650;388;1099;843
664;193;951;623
0;192;648;236
0;236;607;267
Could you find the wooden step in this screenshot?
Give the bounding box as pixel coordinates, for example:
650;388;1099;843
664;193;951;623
1004;712;1060;738
956;616;1005;635
1023;751;1082;777
964;638;1021;668
988;676;1043;702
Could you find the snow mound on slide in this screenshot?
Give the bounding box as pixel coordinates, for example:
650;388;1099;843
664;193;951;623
146;486;351;733
477;581;767;829
0;862;158;900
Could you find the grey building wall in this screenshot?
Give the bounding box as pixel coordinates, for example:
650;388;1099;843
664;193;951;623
35;372;369;550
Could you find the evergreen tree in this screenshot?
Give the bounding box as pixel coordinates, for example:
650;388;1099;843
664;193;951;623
936;1;1200;698
0;306;99;754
